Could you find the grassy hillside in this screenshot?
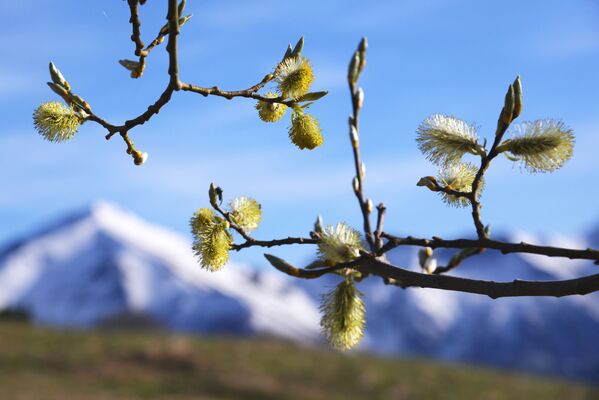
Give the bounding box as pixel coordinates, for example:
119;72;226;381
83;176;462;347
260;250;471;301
0;321;596;400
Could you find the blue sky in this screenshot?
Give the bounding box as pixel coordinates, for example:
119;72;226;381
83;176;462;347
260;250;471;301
1;0;598;266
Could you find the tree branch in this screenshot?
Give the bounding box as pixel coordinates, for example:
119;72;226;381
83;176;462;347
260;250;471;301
348;40;375;250
374;203;386;250
87;0;181;159
360;256;599;298
470;83;518;239
127;0;145;57
380;233;599;263
433;247;485;274
418;177;473;201
179;76;296;107
208;197;318;252
232;237;318;251
264;254;361;279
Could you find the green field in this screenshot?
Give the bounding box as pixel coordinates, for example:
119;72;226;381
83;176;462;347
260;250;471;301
0;321;596;400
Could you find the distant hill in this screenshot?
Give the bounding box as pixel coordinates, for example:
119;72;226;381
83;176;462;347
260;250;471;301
0;202;320;342
0;321;596;400
0;201;598;382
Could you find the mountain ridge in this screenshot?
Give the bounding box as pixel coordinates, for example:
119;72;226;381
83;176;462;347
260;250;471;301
1;201;598;381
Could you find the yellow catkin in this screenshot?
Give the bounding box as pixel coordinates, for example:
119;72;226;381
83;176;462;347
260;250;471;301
275;56;314;99
320;279;366;351
416;114;481;166
317;223;364;263
256;92;287;122
229;197;262;232
33;101;81;142
289;111;323;150
190;208;232;272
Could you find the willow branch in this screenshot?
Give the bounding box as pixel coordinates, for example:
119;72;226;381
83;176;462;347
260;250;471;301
210;198;317;251
380;233;599;263
469;83;518;239
142;28;168;57
420;177;473;200
88;0;181;152
374;203;386;249
127;0;145;57
264;255;363;279
433;247;485;274
82;2;292;157
264;254;343;279
179;76;295;107
348;56;375;249
360;257;599;298
232;237;318;251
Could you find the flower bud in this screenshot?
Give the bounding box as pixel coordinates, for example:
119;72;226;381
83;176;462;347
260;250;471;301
356;87;364;109
512;75;523;120
352;177;360;193
132;150;148;165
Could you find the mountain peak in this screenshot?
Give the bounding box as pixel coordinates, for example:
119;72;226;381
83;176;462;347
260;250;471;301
87;200;129;219
0;201;321;341
86;200;146;232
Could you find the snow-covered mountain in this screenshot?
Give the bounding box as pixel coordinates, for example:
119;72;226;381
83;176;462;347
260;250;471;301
0;202;598;382
0;202;321;342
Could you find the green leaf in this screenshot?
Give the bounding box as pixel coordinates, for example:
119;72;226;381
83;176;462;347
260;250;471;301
177;0;186;16
299;102;314;109
291;36;304;58
282;44;292;61
179;14;192;27
118;59;140;72
296;91;328;102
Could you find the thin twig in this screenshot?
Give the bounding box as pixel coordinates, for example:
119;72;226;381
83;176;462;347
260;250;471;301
348;77;375;249
380;233;599;263
89;0;181;156
433;247;485;274
210;197;317;251
264;254;343;279
127;0;145;57
180;75;297;106
424;179;473;200
211;202;254;242
469;88;514;239
232;237;318;251
374;203;386;250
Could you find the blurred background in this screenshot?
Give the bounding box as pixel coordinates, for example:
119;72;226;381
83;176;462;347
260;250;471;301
1;0;598;398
